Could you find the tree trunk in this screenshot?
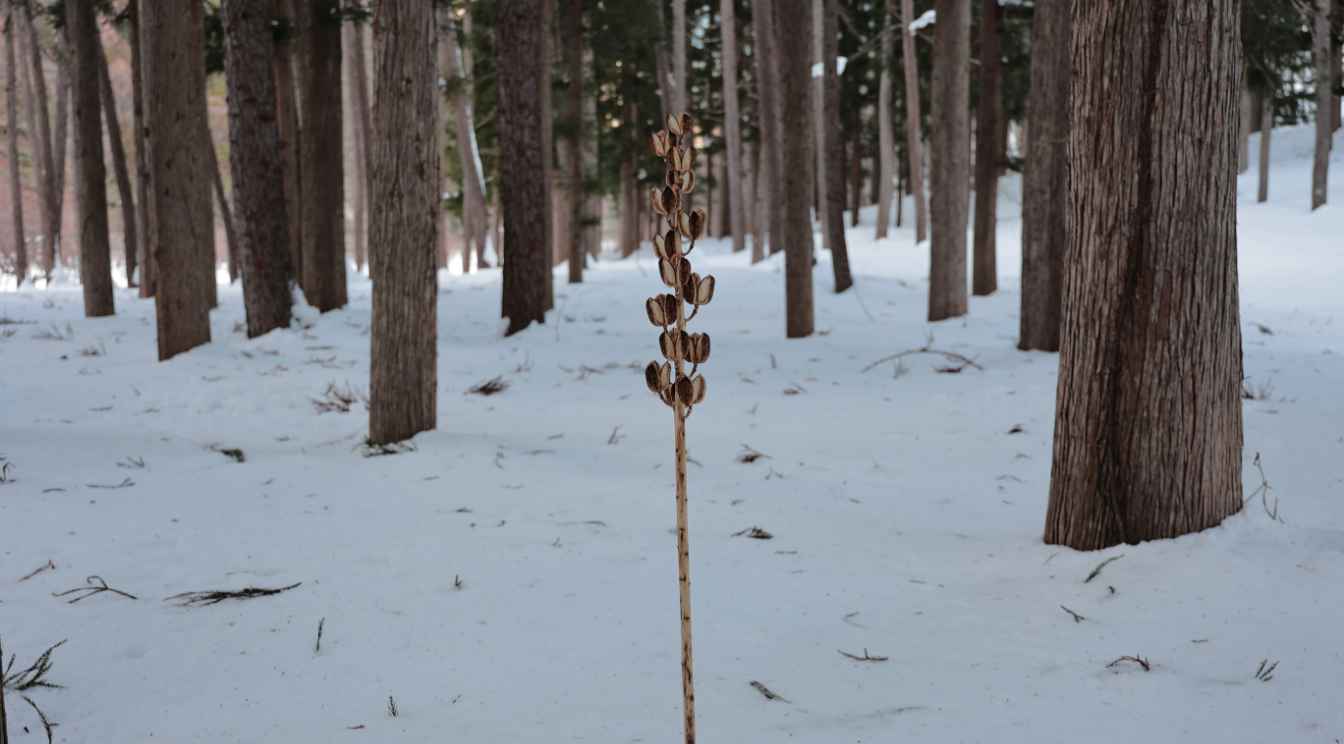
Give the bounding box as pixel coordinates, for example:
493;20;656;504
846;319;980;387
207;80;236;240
223;0;293;338
560;0;584;282
345;4;371;274
752;0;785;256
273;0;303;287
746;138;763;261
1311;0;1330;210
972;0;1001;297
497;0;549;335
928;0;970;321
898;0;927;244
96;34;137;288
812;0;829;253
1018;0;1069;352
129;0;153;296
1238;83;1252;174
1258;91;1272;203
443;14;489;272
1046;0;1244;551
52;38;69;264
4;2;28;284
540;0;554;310
777;0;815;338
369;0;438;444
581;40;600;263
875;3;895;239
849;116;862;227
206;129;239;285
821;0;852;292
719;0;745;252
67;0;114;316
19;3;56;276
672;0;687;115
141;0;213;360
298;0;347;310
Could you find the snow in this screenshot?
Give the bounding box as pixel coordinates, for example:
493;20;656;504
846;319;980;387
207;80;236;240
1;124;1342;743
910;10;936;32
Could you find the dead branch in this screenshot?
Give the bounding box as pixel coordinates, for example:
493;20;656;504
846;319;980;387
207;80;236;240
2;640;66;692
1084;554;1124;583
18;561;56;583
860;346;983;374
85;477;135;490
1245;452;1282;522
1254;659;1278;682
386;695;398;717
1106;655;1151;672
166;582;302;608
1060;605;1087;623
467;376;509;396
736;444;769;464
20;694;56;744
749;680;789;702
731;527;773;540
52;576;138;604
838;648;888;663
315;618;325;655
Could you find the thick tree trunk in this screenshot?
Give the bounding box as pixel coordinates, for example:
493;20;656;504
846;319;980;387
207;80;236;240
345;5;371;274
972;0;1001;297
67;0;114;316
1018;0;1069;352
1258;93;1272;203
928;0;970;321
875;4;895;239
129;0;153;296
299;0;347;310
898;0;927;244
777;0;815;338
720;0;745;252
141;0;213;360
1046;0;1244;551
560;0;584;282
497;0;549;335
223;0;293;338
273;0;303;287
4;3;28;284
821;0;852;292
19;3;56;276
443;16;489;271
1311;0;1330;210
540;0;554;310
95;35;137;288
752;0;785;256
369;0;439;444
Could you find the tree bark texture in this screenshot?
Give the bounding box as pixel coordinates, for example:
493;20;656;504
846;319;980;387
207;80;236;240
4;2;28;284
299;0;347;310
875;2;895;239
95;35;137;287
560;0;584;282
1257;93;1272;203
898;0;927;244
1045;0;1244;550
273;0;303;287
19;3;57;275
129;0;154;296
972;0;1002;296
345;5;371;274
776;0;815;338
821;0;852;292
720;0;745;253
1311;0;1330;210
67;0;114;316
752;0;785;256
928;0;970;321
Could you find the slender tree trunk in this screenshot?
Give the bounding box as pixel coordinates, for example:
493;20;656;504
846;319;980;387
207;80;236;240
747;138;764;261
345;4;371;274
443;15;489;272
777;0;815;338
273;0;303;286
812;0;829;253
927;0;969;321
875;3;895;239
1238;83;1252;174
1046;0;1244;550
1018;0;1069;352
1333;0;1341;131
540;0;554;310
67;0;113;316
497;0;549;335
752;0;785;256
4;2;28;284
560;0;584;282
898;0;927;243
52;38;68;263
223;0;293;338
369;0;438;444
849;117;862;227
719;0;745;252
972;0;1001;296
581;40;600;263
206;129;239;285
672;0;686;115
1311;0;1330;210
129;0;154;296
141;0;213;359
1258;90;1272;203
299;0;347;310
19;3;56;276
821;0;851;292
96;34;137;288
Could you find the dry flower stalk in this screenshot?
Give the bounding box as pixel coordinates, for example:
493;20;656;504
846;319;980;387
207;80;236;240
642;111;715;744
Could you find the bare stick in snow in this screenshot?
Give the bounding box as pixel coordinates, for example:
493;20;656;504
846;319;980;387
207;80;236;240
838;648;889;663
53;576;138;603
166;582;302;607
1084;555;1124;583
749;680;789;702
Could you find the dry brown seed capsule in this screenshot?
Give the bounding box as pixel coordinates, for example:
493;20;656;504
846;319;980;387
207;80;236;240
677;211;692;238
646;297;667;327
659;258;678;288
659;330;683;361
660;385;677;407
644;361;662;393
660;186;679;214
650;187;666;216
660;294;679;321
678;113;693;136
678;170;696;193
691;375;707;404
659;361;673;389
652;129;670;157
695;275;716;306
682;271;700;302
676;376;695;406
664;230;681;258
695;333;712;363
653;232;666;257
688;208;706;240
666;113;683;136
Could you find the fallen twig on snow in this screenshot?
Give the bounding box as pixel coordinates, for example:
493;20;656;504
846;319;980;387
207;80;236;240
467;376;509;396
18;561;56;583
85;477;135;490
1084;554;1124;583
749;680;789;702
1245;452;1282;522
731;526;773;540
314;618;325;655
838;648;888;663
1060;605;1087;623
736;444;769;464
1106;655;1151;672
2;639;66;692
1254;659;1278;682
166;582;302;607
860;345;983;374
52;576;138;604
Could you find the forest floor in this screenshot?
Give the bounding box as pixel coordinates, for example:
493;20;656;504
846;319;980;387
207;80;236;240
2;125;1342;743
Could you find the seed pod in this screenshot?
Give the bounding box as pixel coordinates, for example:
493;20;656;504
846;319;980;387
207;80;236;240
661;230;680;259
676;376;695;406
666;113;683;136
644;361;662;393
678;169;696;193
659;258;678;288
659;361;673;389
646;296;667;327
651;129;670;157
677;210;692;238
650;187;666;216
660;186;679;214
659;293;679;323
677;113;693;136
653;231;665;257
659;330;684;361
695;274;716;306
686;333;711;364
676;258;694;287
687;208;706;240
690;374;707;404
660;385;677;407
665;168;679;189
681;271;700;302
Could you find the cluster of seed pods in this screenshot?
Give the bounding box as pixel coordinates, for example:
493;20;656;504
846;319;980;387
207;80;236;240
644;113;717;416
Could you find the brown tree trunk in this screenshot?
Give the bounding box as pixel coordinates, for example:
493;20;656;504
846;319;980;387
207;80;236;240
141;0;213;359
67;0;114;316
4;2;28;284
345;4;371;274
875;2;895;239
273;0;303;287
540;0;554;310
581;40;600;263
560;0;584;282
223;0;293;338
821;0;852;292
443;13;489;271
1311;0;1330;210
1045;0;1244;550
369;0;438;444
497;0;549;335
849;117;862;227
752;0;785;256
811;0;828;253
672;0;686;115
1018;0;1069;352
972;0;1001;297
777;0;815;338
720;0;745;252
19;3;56;276
1258;91;1272;203
1238;83;1252;174
52;37;69;263
96;34;137;288
927;0;969;321
898;0;927;244
129;0;154;296
207;130;239;285
298;0;347;310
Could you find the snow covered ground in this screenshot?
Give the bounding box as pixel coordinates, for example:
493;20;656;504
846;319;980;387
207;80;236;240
1;125;1342;743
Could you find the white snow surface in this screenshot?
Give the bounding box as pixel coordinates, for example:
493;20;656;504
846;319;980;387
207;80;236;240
1;124;1343;743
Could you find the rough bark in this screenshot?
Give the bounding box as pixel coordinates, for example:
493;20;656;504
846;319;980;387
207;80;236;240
141;0;213;359
1238;83;1252;174
1311;0;1330;210
129;0;153;296
345;4;371;274
972;0;1001;296
273;0;302;287
19;2;56;275
875;2;895;239
95;34;137;288
746;138;763;261
719;0;745;252
560;0;583;282
928;0;970;321
540;0;554;310
1018;0;1069;352
752;0;784;256
672;0;686;116
777;0;815;338
5;2;28;284
1258;91;1272;203
898;0;927;243
52;36;68;256
67;0;114;316
1046;0;1244;550
497;0;549;335
821;0;852;292
223;0;293;338
812;0;829;252
298;0;347;310
369;0;438;444
443;16;488;271
581;40;600;262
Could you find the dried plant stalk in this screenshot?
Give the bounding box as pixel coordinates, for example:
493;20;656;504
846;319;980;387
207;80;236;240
643;111;715;744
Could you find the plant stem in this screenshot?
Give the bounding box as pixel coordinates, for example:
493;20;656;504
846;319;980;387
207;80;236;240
672;227;696;743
